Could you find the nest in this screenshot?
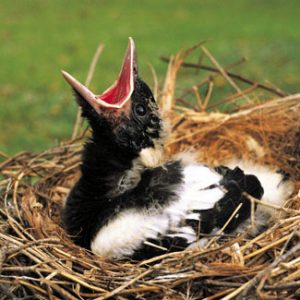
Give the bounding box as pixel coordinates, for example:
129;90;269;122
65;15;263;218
0;43;299;299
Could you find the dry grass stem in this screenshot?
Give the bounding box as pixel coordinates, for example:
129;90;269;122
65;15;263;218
72;43;104;139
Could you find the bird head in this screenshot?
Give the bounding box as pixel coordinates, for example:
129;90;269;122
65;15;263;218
62;38;163;160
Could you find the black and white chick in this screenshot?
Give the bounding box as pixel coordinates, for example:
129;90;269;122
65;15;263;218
61;38;293;260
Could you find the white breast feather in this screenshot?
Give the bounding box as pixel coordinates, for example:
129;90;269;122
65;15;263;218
91;210;170;258
181;164;224;210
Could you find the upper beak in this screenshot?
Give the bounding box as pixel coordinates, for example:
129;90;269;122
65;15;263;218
62;37;137;110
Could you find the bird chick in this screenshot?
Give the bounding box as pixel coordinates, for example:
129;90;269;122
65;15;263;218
61;38;293;260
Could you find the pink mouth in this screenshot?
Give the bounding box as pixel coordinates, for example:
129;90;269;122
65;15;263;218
62;37;137;111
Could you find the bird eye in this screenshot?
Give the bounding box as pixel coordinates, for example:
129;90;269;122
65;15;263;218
134;104;147;116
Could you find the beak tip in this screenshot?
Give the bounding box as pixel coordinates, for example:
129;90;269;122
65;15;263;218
61;70;70;80
61;70;77;88
128;37;135;49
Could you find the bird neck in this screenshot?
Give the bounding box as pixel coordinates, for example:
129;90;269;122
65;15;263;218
80;134;138;196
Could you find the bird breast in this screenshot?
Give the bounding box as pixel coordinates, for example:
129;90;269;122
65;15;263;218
90;164;225;259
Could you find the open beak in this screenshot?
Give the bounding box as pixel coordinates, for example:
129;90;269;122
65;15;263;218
62;37;137;111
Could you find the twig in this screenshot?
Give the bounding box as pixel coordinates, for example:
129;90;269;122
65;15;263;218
230;93;300;118
6;238;61;257
0;151;8;159
243;234;292;260
161;41;207;114
203;80;214;110
72;43;104;139
0;243;8;274
95;268;153;300
194;50;205;75
207;84;257;111
178;56;248;102
264;281;300;291
205;279;300;292
201;46;250;103
160;56;287;97
237;242;300;299
279;224;300;256
192;86;204;111
204;289;235;300
243;192;300;215
221;280;253;300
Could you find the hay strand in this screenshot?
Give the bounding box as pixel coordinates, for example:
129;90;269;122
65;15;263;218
72;42;104;139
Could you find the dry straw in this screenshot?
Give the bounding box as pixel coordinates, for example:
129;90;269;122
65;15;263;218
0;42;299;299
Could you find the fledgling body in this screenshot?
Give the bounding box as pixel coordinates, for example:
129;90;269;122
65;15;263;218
62;38;293;260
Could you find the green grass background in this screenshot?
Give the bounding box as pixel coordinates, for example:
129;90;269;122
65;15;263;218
0;0;299;155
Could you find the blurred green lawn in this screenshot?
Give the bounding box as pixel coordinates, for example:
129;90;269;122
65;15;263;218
0;0;299;155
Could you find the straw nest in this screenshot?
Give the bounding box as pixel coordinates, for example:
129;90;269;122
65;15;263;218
0;44;299;299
